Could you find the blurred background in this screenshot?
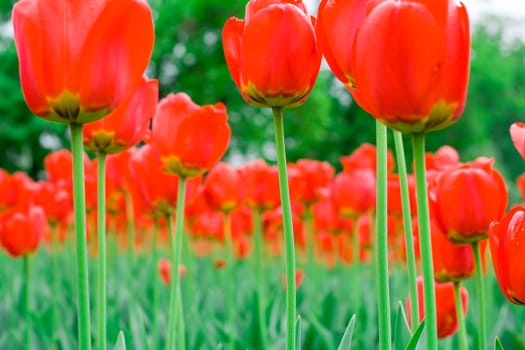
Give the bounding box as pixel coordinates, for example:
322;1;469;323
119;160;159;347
1;0;524;196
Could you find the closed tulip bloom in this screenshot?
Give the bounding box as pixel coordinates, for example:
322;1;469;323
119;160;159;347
432;157;508;243
331;169;376;218
489;206;525;304
152;93;231;178
317;0;470;133
406;277;468;339
293;159;335;205
202;162;240;213
12;0;154;124
238;159;280;212
83;77;158;154
222;0;321;108
340;143;395;174
0;170;16;212
0;205;46;257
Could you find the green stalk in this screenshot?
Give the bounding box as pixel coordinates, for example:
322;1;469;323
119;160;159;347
224;213;236;349
176;281;186;350
23;255;31;350
96;152;107;350
69;123;92;350
272;107;296;350
375;121;392;350
125;192;135;272
351;217;361;314
252;208;268;350
473;241;486;350
454;282;468;350
52;224;60;343
392;130;419;331
303;205;315;275
411;132;437;349
165;177;187;350
151;219;159;350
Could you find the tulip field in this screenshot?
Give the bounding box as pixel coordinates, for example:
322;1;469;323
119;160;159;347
3;0;525;349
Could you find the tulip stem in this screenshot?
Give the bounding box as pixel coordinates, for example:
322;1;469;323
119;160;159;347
473;241;486;350
253;208;268;350
125;192;135;276
411;132;437;350
70;122;92;350
52;224;61;344
166;177;187;350
23;254;31;350
272;107;296;350
151;219;159;350
96;152;107;350
454;282;468;350
375;121;392;350
392;130;419;331
224;212;236;349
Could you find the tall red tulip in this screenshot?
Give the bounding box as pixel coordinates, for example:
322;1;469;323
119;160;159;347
432;157;508;243
83;77;158;154
222;0;321;108
12;0;154;124
152;93;231;178
489;206;525;304
0;205;46;257
317;0;470;132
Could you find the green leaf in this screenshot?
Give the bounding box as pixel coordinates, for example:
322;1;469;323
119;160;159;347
336;314;356;350
405;320;425;350
495;336;505;350
393;301;411;350
130;305;148;350
113;331;127;350
308;312;335;349
295;315;302;350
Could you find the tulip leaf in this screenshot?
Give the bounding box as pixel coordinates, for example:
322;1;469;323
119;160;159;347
495;336;505;350
405;320;425;350
393;301;411;349
113;331;127;350
308;312;335;349
130;305;148;350
295;315;302;350
336;313;356;350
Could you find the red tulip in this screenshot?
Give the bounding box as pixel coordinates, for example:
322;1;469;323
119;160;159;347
0;205;46;257
222;0;321;108
317;0;470;133
202;162;240;213
489;206;525;304
387;174;417;216
0;170;17;212
406;277;468;339
158;259;186;286
12;0;154;124
340;143;395;174
331;170;376;218
238;159;280;212
517;174;525;202
33;181;72;226
425;145;460;172
152;93;231;178
432;157;508;243
83;77;158;154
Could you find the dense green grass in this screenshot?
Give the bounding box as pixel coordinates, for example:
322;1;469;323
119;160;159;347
1;234;525;349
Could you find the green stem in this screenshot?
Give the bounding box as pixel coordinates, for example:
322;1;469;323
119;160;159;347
166;177;187;350
304;206;315;275
411;132;437;349
392;130;419;331
375;121;392;350
125;192;135;274
96;152;107;350
224;213;236;349
473;241;486;350
52;224;60;343
23;255;31;350
176;281;186;350
454;282;468;350
351;217;361;315
272;107;296;350
70;123;92;350
252;208;268;350
151;219;159;350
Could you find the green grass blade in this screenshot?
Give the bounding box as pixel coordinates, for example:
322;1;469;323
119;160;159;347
336;314;356;350
405;320;425;350
113;331;127;350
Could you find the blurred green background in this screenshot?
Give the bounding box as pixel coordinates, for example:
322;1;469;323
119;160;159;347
1;0;524;191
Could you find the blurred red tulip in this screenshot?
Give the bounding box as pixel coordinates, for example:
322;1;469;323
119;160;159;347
222;0;321;108
432;157;508;243
202;162;240;213
83;77;158;154
0;170;16;212
406;277;468;339
332;170;376;218
33;181;72;226
12;0;154;124
340;143;395;174
489;206;525;304
291;159;334;206
387;173;417;216
158;259;186;286
317;0;470;133
238;159;280;212
510;122;525;160
152;93;230;178
0;205;46;257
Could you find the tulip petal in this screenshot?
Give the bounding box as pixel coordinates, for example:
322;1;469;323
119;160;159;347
510;122;525;160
